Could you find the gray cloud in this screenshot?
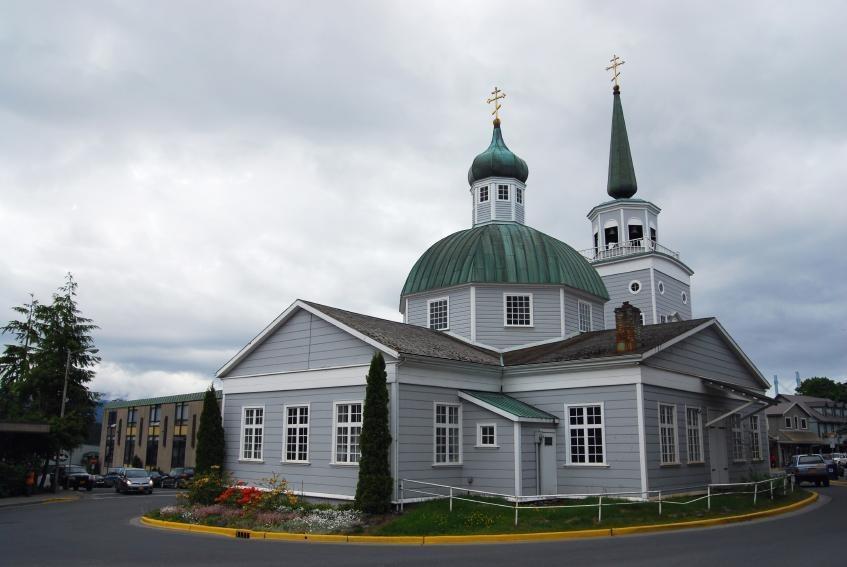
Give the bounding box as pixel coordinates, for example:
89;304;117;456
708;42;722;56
1;1;844;400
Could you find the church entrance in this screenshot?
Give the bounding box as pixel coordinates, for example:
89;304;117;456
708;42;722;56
707;409;729;484
538;430;558;495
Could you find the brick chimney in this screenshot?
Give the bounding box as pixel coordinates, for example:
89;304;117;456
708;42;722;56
614;302;642;353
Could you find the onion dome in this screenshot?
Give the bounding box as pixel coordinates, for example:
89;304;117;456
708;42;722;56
607;85;638;199
467;119;529;186
401;222;608;299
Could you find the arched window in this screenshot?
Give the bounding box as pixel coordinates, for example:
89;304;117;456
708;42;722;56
603;219;619;248
627;218;643;244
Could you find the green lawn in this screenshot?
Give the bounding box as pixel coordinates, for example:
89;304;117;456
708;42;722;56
372;489;810;536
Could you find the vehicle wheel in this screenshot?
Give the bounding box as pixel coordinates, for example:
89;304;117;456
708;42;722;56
86;485;93;492
146;489;152;495
115;485;120;493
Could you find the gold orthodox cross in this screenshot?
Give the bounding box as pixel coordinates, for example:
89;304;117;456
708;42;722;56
486;87;506;121
606;54;625;89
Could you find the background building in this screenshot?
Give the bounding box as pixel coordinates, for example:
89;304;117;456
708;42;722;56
100;391;221;472
766;393;847;465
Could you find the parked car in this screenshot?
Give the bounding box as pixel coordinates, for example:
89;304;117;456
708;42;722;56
822;453;845;477
102;467;125;488
786;454;830;487
147;471;165;488
114;468;153;495
818;454;840;479
93;474;107;488
62;465;95;491
161;467;194;488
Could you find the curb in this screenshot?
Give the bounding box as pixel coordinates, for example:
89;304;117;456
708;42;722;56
0;495;79;509
139;491;819;545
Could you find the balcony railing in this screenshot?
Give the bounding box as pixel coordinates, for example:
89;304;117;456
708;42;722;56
579;239;680;262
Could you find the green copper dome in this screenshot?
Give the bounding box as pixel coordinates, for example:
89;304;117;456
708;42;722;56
401;222;609;299
467;120;529;186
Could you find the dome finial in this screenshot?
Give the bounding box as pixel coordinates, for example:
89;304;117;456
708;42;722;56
486;86;506;123
606;54;637;199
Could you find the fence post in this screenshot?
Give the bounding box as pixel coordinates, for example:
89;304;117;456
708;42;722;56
753;482;758;505
598;495;603;523
400;480;405;513
707;485;711;511
658;491;662;517
449;486;453;513
514;498;519;527
770;479;774;500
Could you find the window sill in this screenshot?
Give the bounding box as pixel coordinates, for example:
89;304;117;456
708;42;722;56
562;463;609;468
280;461;311;466
238;459;264;464
686;461;705;466
503;325;534;329
330;462;359;467
474;445;500;449
432;463;463;468
659;463;681;468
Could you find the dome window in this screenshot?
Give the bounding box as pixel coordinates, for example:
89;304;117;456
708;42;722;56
629;280;641;294
681;291;688;304
657;281;665;294
497;184;510;200
504;293;532;327
516;188;523;204
427;298;449;331
479;186;489;203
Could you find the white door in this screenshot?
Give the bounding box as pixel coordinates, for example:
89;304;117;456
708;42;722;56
707;414;729;484
539;430;558;496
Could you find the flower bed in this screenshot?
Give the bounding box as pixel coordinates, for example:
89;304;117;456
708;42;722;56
146;471;363;534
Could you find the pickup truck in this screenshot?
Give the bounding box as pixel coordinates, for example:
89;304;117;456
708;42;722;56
786;454;830;487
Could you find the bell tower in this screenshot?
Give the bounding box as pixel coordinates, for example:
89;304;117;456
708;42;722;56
582;56;694;327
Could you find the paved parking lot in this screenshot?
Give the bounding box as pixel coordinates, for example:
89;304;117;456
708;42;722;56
0;485;841;566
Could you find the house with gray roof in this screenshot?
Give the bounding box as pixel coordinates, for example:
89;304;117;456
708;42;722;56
766;394;847;465
217;82;773;501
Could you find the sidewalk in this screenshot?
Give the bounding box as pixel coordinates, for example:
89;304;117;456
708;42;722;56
0;492;80;509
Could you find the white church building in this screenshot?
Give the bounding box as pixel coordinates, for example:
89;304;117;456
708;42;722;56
216;80;772;502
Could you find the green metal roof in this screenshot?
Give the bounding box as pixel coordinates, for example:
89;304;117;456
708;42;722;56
460;390;558;423
401;222;609;299
468;119;529;185
104;390;220;409
607;86;638;199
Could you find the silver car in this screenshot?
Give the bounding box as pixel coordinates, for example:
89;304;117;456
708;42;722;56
786;454;830;487
114;468;154;494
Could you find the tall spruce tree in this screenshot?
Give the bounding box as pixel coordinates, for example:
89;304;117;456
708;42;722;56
354;352;393;513
195;385;225;473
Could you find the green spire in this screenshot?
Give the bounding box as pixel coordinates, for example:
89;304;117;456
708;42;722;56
607;85;637;199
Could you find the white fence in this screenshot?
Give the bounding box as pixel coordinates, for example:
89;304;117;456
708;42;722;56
399;475;793;526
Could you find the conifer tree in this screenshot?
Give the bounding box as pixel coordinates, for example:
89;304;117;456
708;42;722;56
354;352;393;513
195;385;225;473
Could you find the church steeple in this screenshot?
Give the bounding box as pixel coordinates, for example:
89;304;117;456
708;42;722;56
606;56;638;200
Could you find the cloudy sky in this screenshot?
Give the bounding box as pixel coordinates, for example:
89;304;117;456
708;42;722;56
2;1;844;400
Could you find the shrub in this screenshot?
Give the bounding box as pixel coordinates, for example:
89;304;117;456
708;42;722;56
354;352;393;513
131;455;143;469
185;468;229;505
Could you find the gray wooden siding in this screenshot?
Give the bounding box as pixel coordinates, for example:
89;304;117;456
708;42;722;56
397;383;464;489
461;404;515;495
642;385;769;490
515;203;525;224
476;201;491;224
564;292;606;334
494;200;512;220
222;386;366;498
405;287;472;340
512;385;642;494
654;270;692;322
601;268;653;327
475;286;562;349
644;326;764;391
226;310;380;377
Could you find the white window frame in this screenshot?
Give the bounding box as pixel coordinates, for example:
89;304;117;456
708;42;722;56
503;293;533;327
681;291;688;305
685;406;704;464
628;280;642;295
479;185;489;203
239;406;264;462
433;402;462;465
516;187;523;204
784;416;792;429
658;403;679;465
564;402;607;466
476;423;498;448
427;297;450;331
749;415;762;461
657;281;665;294
800;417;808;430
578;300;592;333
497;184;510;201
640;312;646;326
282;404;310;464
332;401;363;465
731;413;745;462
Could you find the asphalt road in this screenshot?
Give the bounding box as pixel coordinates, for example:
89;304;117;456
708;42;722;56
0;485;842;567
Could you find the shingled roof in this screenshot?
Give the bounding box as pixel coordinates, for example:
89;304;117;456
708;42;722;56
503;318;713;366
302;301;501;366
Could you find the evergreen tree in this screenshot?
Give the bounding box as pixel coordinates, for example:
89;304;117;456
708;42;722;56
354;352;393;513
195;385;225;473
0;274;100;468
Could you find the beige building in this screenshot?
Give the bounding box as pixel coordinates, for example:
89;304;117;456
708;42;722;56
100;391;221;472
